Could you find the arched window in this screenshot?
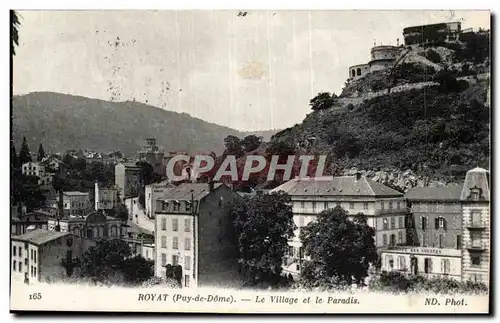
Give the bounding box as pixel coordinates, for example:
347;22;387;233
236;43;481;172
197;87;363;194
87;227;93;238
99;226;105;237
356;68;361;76
351;69;356;77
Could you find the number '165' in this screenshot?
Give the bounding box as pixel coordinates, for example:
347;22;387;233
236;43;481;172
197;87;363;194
29;293;42;300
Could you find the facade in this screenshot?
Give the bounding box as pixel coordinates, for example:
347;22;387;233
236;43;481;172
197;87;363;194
403;22;462;45
369;45;402;72
22;162;45;177
41;156;63;171
138;138;165;178
348;63;370;80
47;211;127;241
11;210;51;236
38;173;54;191
145;181;173;218
381;167;490;285
94;181;118;210
142;243;155;261
58;191;91;217
115;162;143;200
154;182;239;288
11;229;95;285
271;174;407;276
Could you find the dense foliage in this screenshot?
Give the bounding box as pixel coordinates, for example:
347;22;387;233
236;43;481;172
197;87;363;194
300;207;378;286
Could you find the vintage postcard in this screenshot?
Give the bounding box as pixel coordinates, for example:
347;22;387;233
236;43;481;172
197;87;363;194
10;9;491;314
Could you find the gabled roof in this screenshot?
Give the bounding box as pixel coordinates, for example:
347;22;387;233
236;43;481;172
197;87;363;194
12;229;70;246
405;186;463;201
271;175;402;197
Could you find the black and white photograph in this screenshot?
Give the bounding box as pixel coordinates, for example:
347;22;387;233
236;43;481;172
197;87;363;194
9;9;491;314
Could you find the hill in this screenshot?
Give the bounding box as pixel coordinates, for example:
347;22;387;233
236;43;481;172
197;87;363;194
11;92;277;156
268;31;490;187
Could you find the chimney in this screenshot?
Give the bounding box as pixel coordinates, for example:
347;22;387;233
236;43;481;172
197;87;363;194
354;172;362;182
208;178;214;193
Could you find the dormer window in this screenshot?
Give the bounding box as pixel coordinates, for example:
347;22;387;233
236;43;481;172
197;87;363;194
469;186;482;201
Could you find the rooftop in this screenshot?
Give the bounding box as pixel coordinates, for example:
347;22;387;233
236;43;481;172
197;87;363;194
63;191;89;196
12;229;70;246
271;175;403;197
159;182;224;201
405;186;463;201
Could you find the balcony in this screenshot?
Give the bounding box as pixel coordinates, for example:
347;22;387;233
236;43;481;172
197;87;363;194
465;221;487;230
466;243;486;252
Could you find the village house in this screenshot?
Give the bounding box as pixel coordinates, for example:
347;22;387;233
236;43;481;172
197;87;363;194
94;181;118;210
115;162;143;200
11;229;95;285
22;161;45;177
154;182;239;288
57;191;91;217
11;209;51;236
381;168;490;285
144;181;173;219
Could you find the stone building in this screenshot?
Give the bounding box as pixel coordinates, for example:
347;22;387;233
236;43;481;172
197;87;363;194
138;138;165;178
115;162;143;200
154;182;239;288
94;181;118;210
22;162;45;177
403;22;461;45
348;63;370;80
381;167;490;285
47;211;127;241
144;181;173;219
10;229;95;285
11;210;51;236
271;174;407;276
348;44;403;80
57;191;91;217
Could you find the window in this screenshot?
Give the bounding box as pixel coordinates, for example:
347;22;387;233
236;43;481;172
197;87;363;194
381;202;385;210
398;217;403;229
398;256;406;271
470;188;480;201
184;219;190;232
161;236;167;248
184;275;190;287
441;259;450;274
312;202;316;212
398;231;403;244
397;201;401;209
185;256;191;270
173;237;178;249
383;218;388;230
390;217;395;229
161;253;167;266
349;202;354;209
13;246;16;257
324;202;328;210
436;217;446;230
363;202;368;210
389;201;393;210
421;216;428;231
13;261;16;271
471;210;481;226
382;234;387;246
471;255;481;266
19;262;22;272
19;247;22;257
438;234;444;248
471;232;481;248
31;266;33;277
186;201;192;212
300;201;305;209
386;255;394;269
424;258;432;274
390;234;396;246
185;238;191;250
456;235;462;250
161;218;167;231
172;219;178;231
172;255;179;266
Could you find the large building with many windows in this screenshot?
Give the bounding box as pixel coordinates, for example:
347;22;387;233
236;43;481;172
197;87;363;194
381;167;490;285
154;182;239;288
271;173;407;276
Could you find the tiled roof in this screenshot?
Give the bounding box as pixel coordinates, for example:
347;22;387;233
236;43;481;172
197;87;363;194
405;186;463;201
271;176;403;197
160;183;224;201
12;229;70;246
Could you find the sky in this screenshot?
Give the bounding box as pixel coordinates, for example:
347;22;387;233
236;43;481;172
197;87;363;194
13;10;490;131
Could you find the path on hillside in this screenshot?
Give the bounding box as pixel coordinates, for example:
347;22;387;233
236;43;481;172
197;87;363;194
124;197;155;234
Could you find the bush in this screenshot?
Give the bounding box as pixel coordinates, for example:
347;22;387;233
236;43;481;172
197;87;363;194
424;49;442;64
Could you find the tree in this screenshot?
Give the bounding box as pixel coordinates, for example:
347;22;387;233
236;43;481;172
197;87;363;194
80;239;132;284
11;141;18;169
232;192;296;286
121;255;154;284
108;203;129;221
18;137;32;165
241;135;262;153
37;143;45;162
18;175;46;212
309;92;336;111
223;135;244;158
300;207;378;286
11;11;20;56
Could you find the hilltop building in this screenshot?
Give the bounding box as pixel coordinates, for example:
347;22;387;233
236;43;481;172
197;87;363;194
348;44;403;80
138;138;165;178
381;168;490;286
11;229;95;285
115;162;143;199
271;173;408;276
403;22;461;45
154;182;239;288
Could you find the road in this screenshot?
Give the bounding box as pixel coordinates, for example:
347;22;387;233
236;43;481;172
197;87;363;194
124;197;155;234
